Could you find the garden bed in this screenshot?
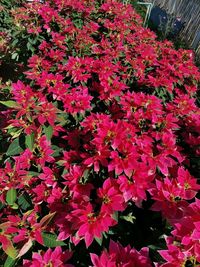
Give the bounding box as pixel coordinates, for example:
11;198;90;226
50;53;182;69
0;1;200;266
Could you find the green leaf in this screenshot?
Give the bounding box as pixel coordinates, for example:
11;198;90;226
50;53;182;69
18;192;33;211
2;238;18;259
11;39;19;47
102;232;108;239
10;203;18;210
56;160;65;166
120;212;136;223
148;244;164;250
79;169;90;184
28;171;39;176
108;230;115;235
28;37;36;44
27;42;35;53
6;136;25;156
43;125;53;141
25;133;34;150
41;233;66;248
6;188;17;206
94;236;103;246
11;52;19;60
0;201;5;210
0;101;19;109
51;145;62;157
112;212;118;222
4;256;16;267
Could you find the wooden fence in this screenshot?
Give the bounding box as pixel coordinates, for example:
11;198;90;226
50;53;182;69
143;0;200;58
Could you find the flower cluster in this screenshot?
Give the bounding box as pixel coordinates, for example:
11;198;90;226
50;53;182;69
90;240;152;267
0;0;199;266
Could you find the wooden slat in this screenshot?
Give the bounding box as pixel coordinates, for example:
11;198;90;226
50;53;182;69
143;0;200;58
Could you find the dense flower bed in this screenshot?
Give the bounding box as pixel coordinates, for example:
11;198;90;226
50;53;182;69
0;0;200;266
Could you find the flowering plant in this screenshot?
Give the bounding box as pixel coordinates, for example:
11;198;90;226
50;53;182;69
0;0;200;266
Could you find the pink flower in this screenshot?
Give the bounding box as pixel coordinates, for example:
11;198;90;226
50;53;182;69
159;237;200;267
176;167;200;200
108;143;138;177
98;178;126;213
62;86;93;115
69;203;117;247
23;247;74;267
35;135;55;167
83;145;110;173
37;101;58;126
64;56;93;83
90;240;152;267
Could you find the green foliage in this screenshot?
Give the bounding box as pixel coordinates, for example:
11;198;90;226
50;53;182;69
0;101;19;108
41;233;67;248
6;188;17;206
120;212;136;223
0;0;44;76
130;0;147;20
94;236;103;246
25;133;35;151
1;238;18;260
0;1;199;266
6;136;25;156
43;125;53;141
3;256;16;267
18;192;33;211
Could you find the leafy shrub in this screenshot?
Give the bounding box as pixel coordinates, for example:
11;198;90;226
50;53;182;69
0;0;44;64
0;0;200;266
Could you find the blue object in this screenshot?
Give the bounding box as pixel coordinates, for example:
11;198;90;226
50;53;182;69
192;31;200;50
149;6;184;37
